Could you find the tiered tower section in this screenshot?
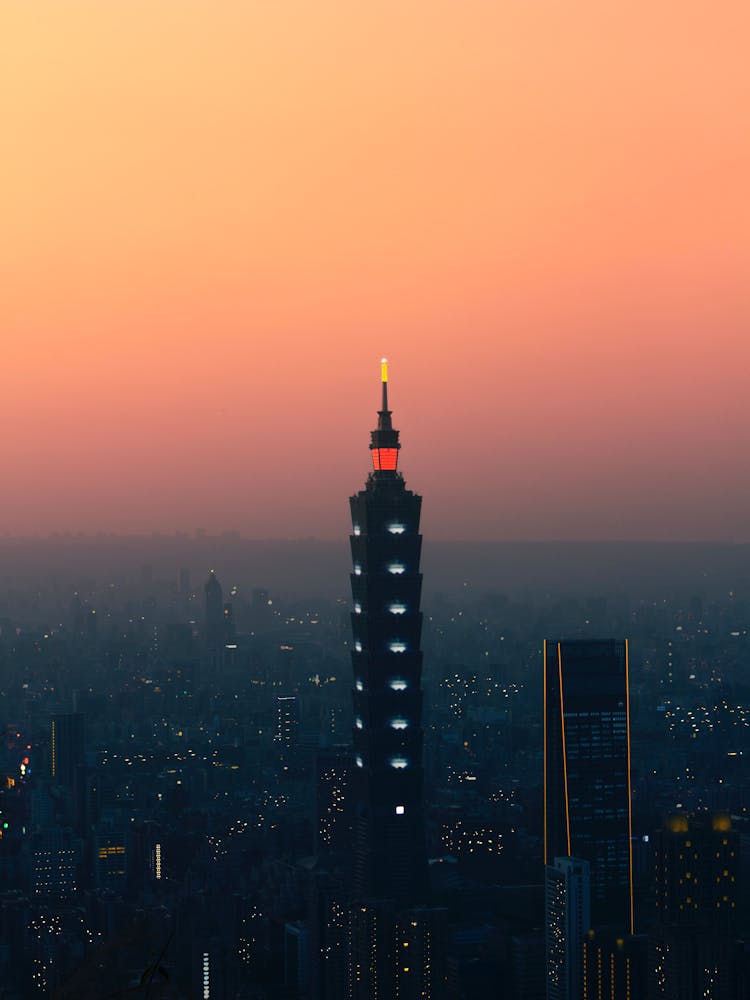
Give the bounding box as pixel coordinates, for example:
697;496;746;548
349;360;428;903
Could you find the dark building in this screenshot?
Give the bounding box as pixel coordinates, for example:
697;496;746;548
545;856;590;1000
275;695;301;766
649;813;743;1000
582;931;647;1000
543;639;633;932
50;712;85;789
204;569;225;649
316;745;352;858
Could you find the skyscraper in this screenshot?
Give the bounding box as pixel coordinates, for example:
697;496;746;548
543;639;633;932
204;569;225;649
545;856;590;1000
346;361;445;1000
275;695;301;766
316;745;352;858
349;359;428;903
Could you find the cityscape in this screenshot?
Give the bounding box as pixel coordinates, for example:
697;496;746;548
4;3;748;998
0;364;748;998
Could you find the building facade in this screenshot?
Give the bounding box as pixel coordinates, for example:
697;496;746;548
544;639;633;932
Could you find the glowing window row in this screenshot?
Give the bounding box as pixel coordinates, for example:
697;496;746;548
354;563;407;575
354;717;408;730
353;603;407;614
354;756;409;770
352;523;406;535
372;448;399;471
354;679;408;691
353;641;408;653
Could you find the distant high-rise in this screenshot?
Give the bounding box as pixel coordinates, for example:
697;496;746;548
50;712;84;789
275;695;301;765
545;856;590;1000
649;813;742;1000
349;359;428;903
315;745;352;857
544;639;633;931
204;569;225;648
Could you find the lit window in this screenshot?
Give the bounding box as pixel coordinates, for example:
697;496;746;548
390;757;408;769
390;718;408;730
353;525;361;536
388;563;405;575
354;565;362;576
355;718;364;730
355;680;364;692
387;524;406;534
390;679;408;691
396;805;405;815
355;641;363;652
355;755;364;768
389;642;407;653
354;603;362;614
389;603;407;615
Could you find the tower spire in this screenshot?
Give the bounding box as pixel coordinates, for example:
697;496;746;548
370;358;400;471
380;357;390;422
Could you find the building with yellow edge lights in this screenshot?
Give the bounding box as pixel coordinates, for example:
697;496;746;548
543;639;634;934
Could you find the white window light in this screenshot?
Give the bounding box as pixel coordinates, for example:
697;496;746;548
355;679;364;691
389;641;407;653
396;805;405;815
390;679;408;691
390;718;408;730
354;603;362;614
390;757;408;769
353;525;361;536
355;718;364;730
389;603;407;615
355;755;364;768
387;563;405;575
354;641;363;652
354;565;362;576
387;524;406;534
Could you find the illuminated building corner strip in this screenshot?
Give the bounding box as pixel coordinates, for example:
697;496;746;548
557;643;571;856
625;637;634;934
543;640;547;865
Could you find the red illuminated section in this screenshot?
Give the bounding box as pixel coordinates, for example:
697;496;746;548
372;448;399;471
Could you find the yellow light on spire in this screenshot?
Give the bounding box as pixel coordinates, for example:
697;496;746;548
381;358;388;383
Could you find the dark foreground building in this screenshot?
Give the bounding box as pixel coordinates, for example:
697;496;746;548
544;639;633;933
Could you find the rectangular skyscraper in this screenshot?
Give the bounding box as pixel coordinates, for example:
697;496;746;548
544;640;633;932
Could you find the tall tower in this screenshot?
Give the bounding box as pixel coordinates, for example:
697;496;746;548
349;359;428;903
544;639;633;932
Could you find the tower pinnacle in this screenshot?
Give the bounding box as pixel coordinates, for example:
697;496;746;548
371;358;400;471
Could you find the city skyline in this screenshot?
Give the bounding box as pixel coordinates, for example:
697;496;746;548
2;2;749;541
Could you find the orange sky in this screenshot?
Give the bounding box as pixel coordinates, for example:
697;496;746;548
1;1;749;540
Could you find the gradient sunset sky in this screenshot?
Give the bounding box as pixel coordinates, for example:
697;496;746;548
2;1;748;540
